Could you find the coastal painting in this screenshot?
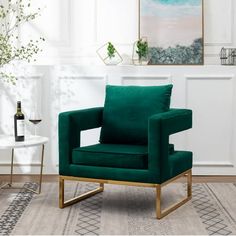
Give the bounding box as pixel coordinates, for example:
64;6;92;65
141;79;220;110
140;0;203;65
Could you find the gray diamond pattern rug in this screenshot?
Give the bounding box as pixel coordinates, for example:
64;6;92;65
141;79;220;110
0;182;236;235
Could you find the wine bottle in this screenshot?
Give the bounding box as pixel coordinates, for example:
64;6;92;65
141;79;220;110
14;101;25;142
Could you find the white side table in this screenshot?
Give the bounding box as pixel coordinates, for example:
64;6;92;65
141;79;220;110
0;135;49;194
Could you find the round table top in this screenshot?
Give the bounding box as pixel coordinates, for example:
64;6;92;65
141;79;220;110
0;135;49;149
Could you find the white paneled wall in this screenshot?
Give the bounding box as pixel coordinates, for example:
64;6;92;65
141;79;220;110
186;75;235;166
1;65;236;175
20;0;236;65
1;1;236;175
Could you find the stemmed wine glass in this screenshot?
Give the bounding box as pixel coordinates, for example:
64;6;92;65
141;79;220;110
29;107;42;136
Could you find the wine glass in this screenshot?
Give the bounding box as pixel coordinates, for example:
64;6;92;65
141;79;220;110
29;107;42;136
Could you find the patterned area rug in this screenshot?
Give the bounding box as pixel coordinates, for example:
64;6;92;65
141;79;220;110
0;182;236;235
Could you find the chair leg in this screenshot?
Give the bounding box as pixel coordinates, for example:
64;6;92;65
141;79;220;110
156;185;161;219
187;169;192;198
59;176;104;209
59;177;65;208
156;169;192;219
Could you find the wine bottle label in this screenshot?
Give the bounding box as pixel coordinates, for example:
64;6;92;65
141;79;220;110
17;120;25;136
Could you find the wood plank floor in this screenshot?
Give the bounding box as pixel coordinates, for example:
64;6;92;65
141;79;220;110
0;175;236;183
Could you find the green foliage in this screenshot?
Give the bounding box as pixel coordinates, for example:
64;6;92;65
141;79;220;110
107;42;116;59
0;0;45;84
0;71;15;84
149;38;203;65
136;39;148;60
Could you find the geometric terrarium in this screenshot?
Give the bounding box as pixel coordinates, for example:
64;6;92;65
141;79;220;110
96;42;123;65
132;37;149;65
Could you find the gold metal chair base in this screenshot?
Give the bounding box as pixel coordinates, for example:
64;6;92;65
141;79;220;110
59;169;192;219
59;178;104;208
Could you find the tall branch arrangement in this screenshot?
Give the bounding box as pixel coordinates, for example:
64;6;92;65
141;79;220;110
0;0;44;84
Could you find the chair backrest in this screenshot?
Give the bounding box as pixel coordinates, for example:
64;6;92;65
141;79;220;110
100;84;173;145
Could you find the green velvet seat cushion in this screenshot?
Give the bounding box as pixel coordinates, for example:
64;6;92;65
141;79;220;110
72;144;148;169
68;150;191;184
100;84;173;145
72;143;175;170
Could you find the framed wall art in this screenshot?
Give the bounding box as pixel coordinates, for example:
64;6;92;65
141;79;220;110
139;0;204;65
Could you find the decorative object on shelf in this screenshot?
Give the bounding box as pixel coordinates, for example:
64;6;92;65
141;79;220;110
139;0;204;65
132;37;149;65
0;0;45;84
220;47;236;65
96;42;123;65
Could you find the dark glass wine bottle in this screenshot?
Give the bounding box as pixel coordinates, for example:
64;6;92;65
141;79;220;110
14;101;25;142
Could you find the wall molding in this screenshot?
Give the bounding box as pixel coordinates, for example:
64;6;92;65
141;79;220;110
185;74;236;170
204;0;234;46
0;162;42;167
7;74;44;80
121;75;172;85
193;161;234;167
184;74;234;106
51;0;72;47
58;75;107;80
185;74;234;80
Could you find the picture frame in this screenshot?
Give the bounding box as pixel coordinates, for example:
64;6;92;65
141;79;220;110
139;0;204;65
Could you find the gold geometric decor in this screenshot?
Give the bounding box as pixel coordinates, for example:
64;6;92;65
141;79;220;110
96;42;123;65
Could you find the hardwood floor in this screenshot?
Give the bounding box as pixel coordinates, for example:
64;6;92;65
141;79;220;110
0;175;236;183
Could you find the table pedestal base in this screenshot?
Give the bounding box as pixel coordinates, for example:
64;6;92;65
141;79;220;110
0;144;45;194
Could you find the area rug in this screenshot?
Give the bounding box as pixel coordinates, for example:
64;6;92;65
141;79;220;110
0;182;236;235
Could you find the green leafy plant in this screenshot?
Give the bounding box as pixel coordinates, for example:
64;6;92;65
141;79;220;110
0;0;45;84
136;38;148;61
107;42;116;59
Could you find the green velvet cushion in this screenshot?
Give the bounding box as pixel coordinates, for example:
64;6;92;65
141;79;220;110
100;84;173;145
72;144;148;169
68;150;191;184
72;143;175;170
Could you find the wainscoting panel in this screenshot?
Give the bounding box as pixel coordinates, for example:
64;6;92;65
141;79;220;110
1;65;236;175
58;75;107;147
185;75;236;170
59;75;106;111
122;75;172;86
204;0;233;46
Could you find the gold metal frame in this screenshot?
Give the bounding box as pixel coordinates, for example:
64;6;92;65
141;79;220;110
0;144;45;194
138;0;204;66
59;169;192;219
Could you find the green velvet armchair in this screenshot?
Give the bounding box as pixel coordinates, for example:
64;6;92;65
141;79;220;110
59;84;193;219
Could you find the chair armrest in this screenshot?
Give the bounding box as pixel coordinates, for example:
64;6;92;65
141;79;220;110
58;107;103;175
148;109;192;180
154;108;192;135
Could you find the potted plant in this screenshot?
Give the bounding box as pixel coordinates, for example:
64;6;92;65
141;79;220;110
107;42;116;59
132;37;149;65
0;0;44;84
96;42;123;65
